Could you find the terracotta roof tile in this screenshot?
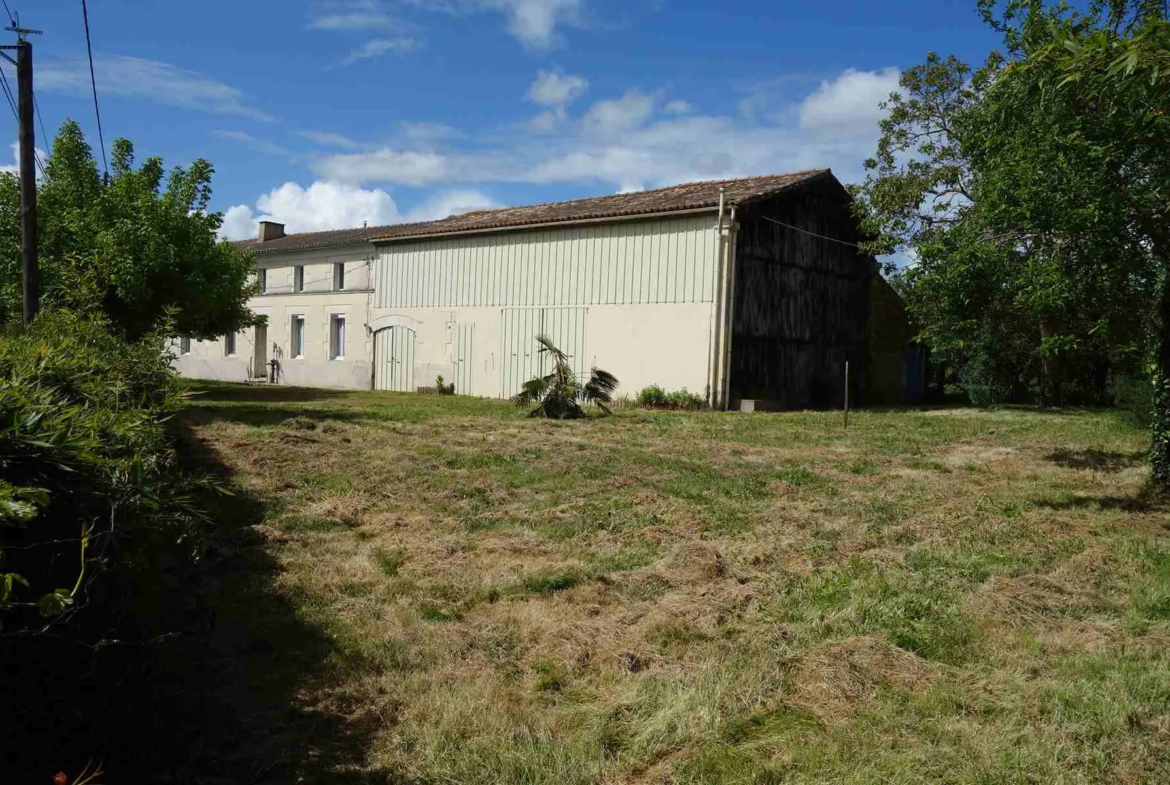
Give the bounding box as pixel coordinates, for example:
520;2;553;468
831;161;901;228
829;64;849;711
236;170;831;255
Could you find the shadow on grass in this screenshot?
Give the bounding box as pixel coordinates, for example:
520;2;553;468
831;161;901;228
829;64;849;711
1046;449;1145;472
164;420;405;784
1033;490;1165;513
182;402;374;430
184;380;357;404
1;415;396;783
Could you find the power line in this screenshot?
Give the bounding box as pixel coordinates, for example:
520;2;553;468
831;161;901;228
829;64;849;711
756;213;863;249
32;91;47;146
1;0;13;26
80;0;108;178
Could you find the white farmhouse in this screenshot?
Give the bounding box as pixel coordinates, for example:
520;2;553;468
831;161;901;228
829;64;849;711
176;171;918;409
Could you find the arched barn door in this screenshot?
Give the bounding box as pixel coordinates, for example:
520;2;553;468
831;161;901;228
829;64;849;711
373;326;416;392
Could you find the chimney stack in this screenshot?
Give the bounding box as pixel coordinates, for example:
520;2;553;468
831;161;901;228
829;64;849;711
258;221;286;242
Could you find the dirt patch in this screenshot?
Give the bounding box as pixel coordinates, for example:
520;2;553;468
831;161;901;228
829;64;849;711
964;574;1113;627
790;635;937;724
942;445;1018;468
662;542;726;584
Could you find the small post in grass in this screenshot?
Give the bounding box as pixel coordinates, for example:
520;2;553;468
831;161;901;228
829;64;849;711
844;360;850;428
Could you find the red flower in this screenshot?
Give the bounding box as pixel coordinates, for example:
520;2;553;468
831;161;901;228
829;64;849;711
53;773;68;785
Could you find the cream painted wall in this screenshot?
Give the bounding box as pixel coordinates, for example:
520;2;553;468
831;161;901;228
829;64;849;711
174;243;376;389
368;302;715;399
370;213;722;399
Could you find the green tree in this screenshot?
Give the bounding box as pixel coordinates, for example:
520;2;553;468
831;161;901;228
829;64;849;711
853;10;1156;405
0;120;257;339
981;0;1170;485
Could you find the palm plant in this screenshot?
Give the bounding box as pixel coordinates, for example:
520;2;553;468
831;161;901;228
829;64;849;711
510;334;619;419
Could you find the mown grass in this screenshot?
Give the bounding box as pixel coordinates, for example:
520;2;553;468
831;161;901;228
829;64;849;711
183;382;1170;783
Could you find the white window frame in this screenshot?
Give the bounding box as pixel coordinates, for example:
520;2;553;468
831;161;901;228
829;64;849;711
179;336;191;355
224;332;236;357
291;315;306;359
329;314;346;360
293;265;304;292
258;268;267;294
333;262;345;291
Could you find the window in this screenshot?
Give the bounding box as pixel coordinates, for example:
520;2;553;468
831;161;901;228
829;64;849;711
258;268;267;294
294;265;304;292
333;262;345;291
224;332;236;356
179;336;191;355
291;315;306;358
329;315;346;360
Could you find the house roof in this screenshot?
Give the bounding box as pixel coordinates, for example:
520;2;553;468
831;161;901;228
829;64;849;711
236;169;832;255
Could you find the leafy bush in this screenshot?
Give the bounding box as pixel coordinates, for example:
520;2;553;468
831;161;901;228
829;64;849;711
511;335;618;419
0;310;217;775
1111;373;1154;427
636;385;707;410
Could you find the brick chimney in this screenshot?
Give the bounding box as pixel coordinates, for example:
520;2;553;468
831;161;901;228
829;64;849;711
258;220;286;242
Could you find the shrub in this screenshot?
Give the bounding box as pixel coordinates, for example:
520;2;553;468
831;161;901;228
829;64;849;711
0;310;217;776
511;335;618;419
636;385;707;410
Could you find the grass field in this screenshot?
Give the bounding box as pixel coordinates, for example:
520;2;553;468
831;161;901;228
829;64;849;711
181;383;1170;784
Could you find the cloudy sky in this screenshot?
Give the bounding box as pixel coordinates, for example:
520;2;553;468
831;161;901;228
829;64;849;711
23;0;999;240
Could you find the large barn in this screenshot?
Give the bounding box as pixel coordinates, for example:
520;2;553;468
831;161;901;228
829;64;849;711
177;170;916;409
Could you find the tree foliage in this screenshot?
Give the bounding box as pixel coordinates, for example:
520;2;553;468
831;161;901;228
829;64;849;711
854;1;1164;407
0;120;257;339
510;335;619;419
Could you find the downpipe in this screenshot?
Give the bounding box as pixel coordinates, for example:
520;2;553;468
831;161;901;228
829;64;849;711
720;206;739;410
707;190;726;409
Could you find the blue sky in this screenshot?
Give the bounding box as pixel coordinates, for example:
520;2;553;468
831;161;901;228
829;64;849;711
19;0;1000;240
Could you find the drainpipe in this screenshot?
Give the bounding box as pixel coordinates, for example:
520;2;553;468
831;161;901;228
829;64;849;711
720;206;739;410
707;189;727;408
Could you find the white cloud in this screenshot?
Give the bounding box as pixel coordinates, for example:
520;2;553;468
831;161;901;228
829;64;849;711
799;67;900;135
399;121;461;143
0;142;48;178
582;90;656;137
527;70;588;106
408;189;501;221
342;37;420;65
316;149;452;186
213;130;292;157
526;110;562;133
257;181;402;231
405;0;584;50
308;0;405;30
664;99;693;115
310;67;897;194
525;70;588;131
219;204;258;241
39;55;273;121
217;181;497;240
495;0;584;49
299;130;366;149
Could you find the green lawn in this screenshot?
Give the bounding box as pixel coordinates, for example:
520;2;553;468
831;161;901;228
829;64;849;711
182;382;1170;784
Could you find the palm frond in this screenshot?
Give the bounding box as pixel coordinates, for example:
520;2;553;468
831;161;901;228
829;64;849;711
583;368;619;400
512;337;619;419
510;374;552;408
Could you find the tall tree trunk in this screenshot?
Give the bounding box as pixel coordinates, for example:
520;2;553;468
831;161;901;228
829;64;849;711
1152;268;1170;493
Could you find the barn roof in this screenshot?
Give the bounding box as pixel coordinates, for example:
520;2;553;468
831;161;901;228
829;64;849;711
236;169;832;255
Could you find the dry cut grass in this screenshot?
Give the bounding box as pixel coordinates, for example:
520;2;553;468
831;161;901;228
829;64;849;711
182;383;1170;784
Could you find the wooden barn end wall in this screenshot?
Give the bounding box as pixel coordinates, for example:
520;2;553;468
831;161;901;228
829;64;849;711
729;181;876;408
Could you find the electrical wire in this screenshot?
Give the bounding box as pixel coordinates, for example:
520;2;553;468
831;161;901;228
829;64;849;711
756;213;863;249
80;0;109;178
1;0;13;26
33;91;47;145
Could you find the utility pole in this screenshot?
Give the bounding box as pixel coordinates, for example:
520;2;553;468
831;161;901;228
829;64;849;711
2;21;42;325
